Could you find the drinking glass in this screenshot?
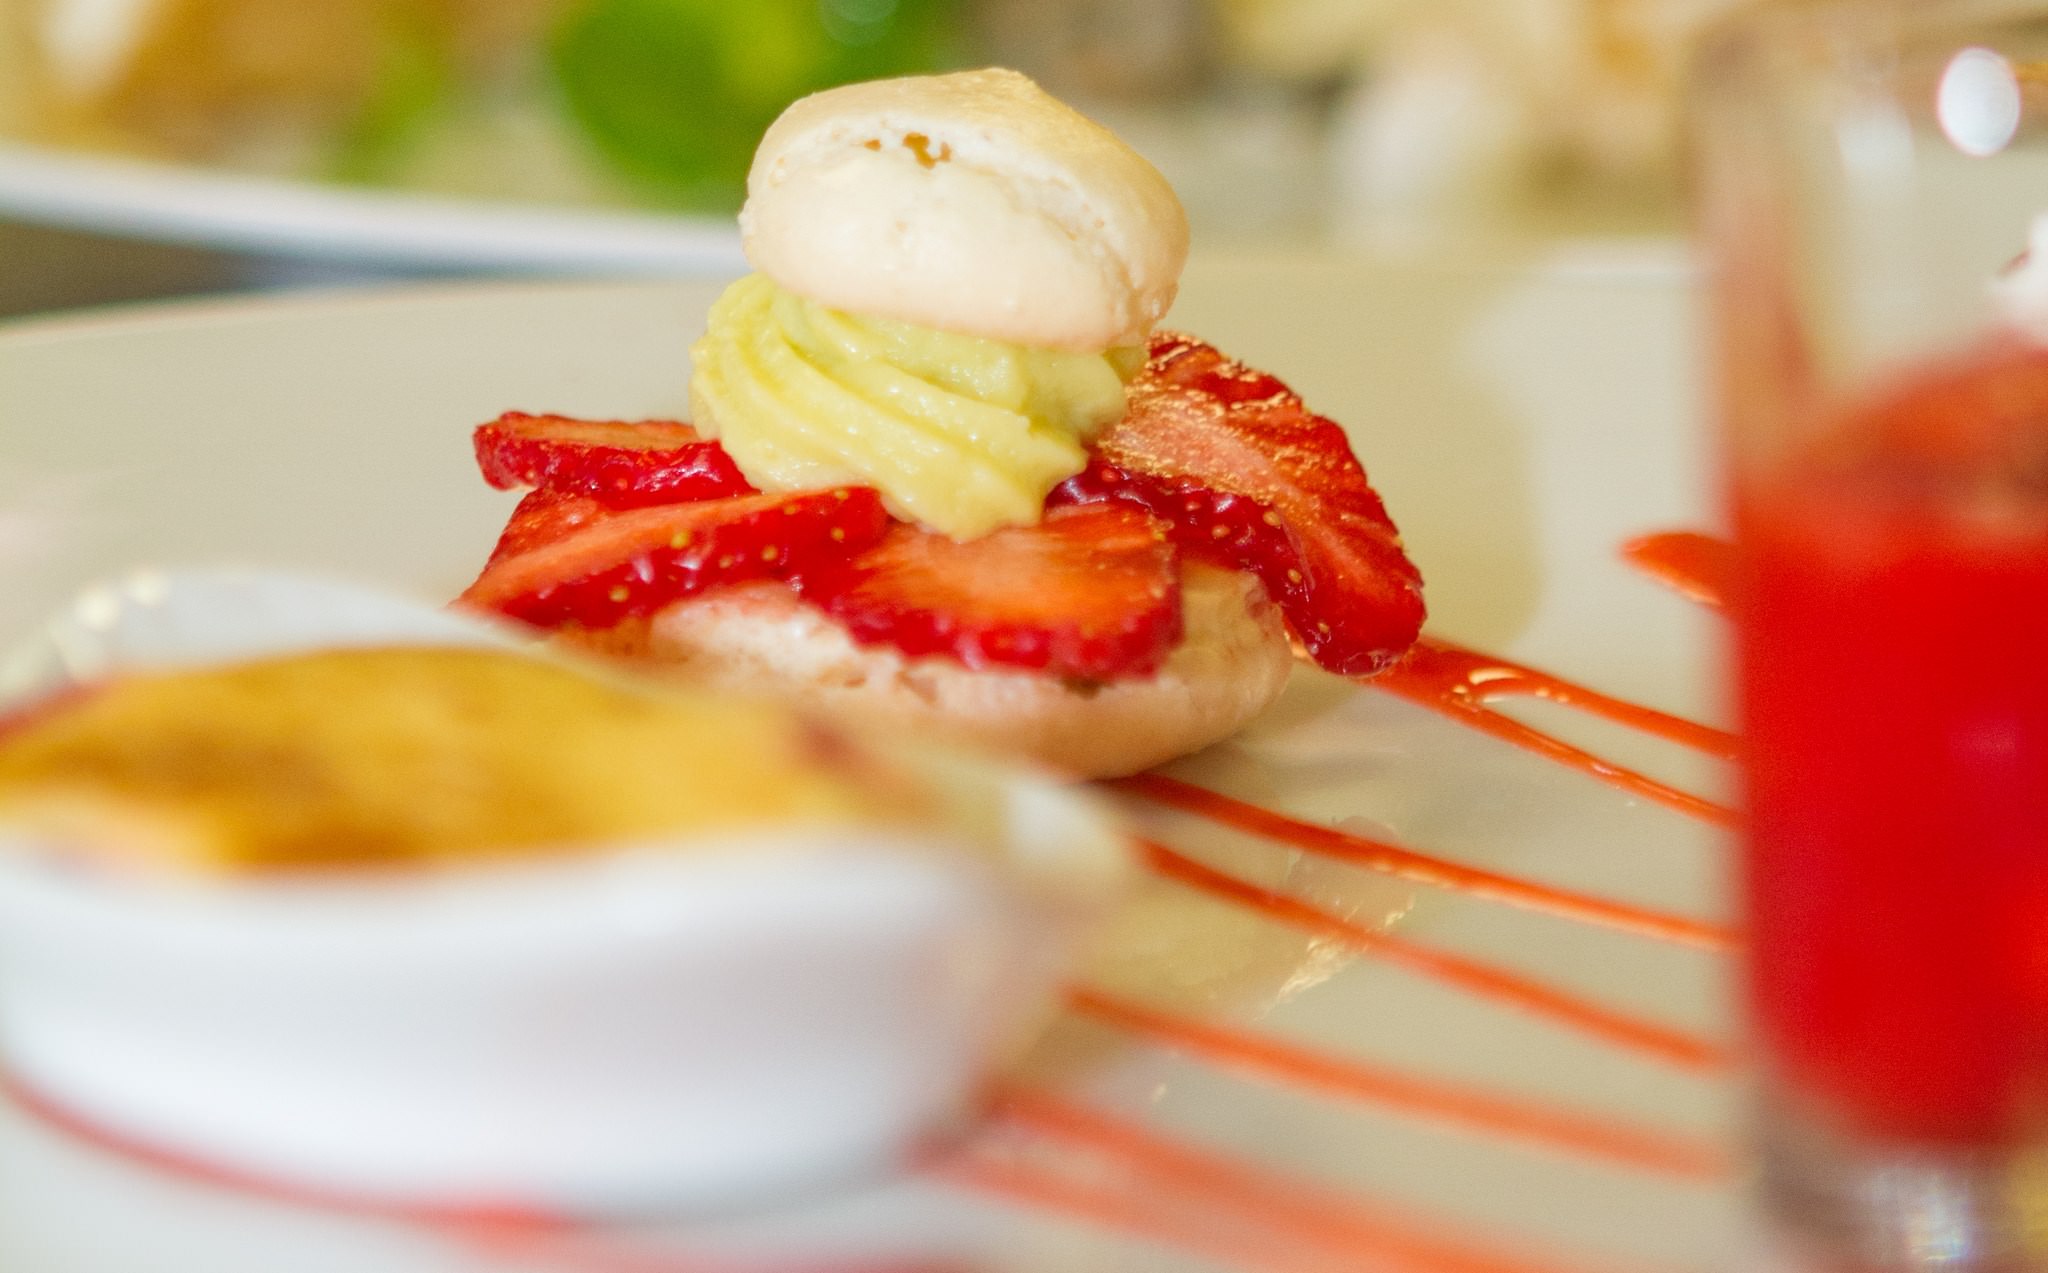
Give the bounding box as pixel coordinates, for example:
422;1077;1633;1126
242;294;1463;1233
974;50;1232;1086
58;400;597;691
1694;2;2048;1268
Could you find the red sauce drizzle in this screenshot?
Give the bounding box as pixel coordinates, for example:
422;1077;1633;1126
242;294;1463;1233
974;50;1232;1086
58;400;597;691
1066;986;1730;1180
1140;841;1731;1072
1373;639;1737;823
1116;773;1733;950
933;1151;1335;1273
0;1072;955;1273
948;1089;1633;1273
1619;531;1734;611
0;1069;544;1230
4;1057;1633;1273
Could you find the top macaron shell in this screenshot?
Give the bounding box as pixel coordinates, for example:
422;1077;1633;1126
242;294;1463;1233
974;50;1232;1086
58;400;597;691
739;69;1189;352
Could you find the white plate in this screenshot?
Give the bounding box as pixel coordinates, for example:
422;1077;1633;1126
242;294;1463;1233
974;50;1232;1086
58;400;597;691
0;140;745;274
0;252;1741;1272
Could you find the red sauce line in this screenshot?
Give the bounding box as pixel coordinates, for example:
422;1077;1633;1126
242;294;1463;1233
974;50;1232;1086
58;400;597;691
0;1069;554;1233
963;1089;1655;1273
0;1071;933;1273
1116;774;1734;950
938;1152;1353;1273
460;1229;965;1273
1066;986;1730;1182
1140;842;1732;1072
11;1045;1649;1273
1381;639;1738;761
1619;532;1733;612
1373;640;1737;825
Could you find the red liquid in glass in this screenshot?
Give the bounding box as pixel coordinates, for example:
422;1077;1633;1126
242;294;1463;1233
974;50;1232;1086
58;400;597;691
1739;340;2048;1144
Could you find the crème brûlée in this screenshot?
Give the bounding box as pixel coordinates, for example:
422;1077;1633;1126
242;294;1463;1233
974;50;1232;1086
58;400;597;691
456;69;1426;779
0;645;951;874
0;614;1131;1208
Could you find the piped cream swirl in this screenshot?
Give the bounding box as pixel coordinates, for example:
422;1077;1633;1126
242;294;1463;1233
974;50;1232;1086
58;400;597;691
689;273;1137;540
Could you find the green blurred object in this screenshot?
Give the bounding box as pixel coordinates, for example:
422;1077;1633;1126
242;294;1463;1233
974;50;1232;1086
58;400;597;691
550;0;957;211
328;10;459;186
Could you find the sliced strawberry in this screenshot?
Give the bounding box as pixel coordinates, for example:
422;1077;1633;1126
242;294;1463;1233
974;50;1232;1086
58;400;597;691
480;488;606;568
796;504;1182;680
474;412;752;507
459;487;888;629
1050;332;1424;676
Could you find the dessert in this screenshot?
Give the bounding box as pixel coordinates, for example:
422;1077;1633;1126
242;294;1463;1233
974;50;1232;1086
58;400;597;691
0;645;938;874
457;69;1426;777
0;571;1129;1207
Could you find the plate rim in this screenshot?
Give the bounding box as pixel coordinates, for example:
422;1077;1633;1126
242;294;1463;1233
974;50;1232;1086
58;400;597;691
0;139;748;274
0;138;1697;286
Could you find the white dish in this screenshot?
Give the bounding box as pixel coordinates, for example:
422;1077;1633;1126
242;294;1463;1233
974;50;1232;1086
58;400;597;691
0;569;1130;1210
0;257;1738;1272
0;140;745;274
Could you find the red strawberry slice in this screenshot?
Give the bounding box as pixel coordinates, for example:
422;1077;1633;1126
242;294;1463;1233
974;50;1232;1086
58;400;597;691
480;488;606;568
1050;332;1424;677
459;487;888;629
474;412;752;507
796;503;1183;680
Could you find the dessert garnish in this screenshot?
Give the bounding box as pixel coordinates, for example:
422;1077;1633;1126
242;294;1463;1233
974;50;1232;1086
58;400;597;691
797;503;1183;679
1050;331;1424;675
473;413;753;507
453;67;1425;776
461;487;890;629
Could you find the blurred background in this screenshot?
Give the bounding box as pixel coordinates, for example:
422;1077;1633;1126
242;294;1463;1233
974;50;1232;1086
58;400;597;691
0;0;1732;318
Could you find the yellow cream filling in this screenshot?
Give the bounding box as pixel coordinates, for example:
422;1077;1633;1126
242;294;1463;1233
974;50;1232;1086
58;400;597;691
688;273;1140;540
